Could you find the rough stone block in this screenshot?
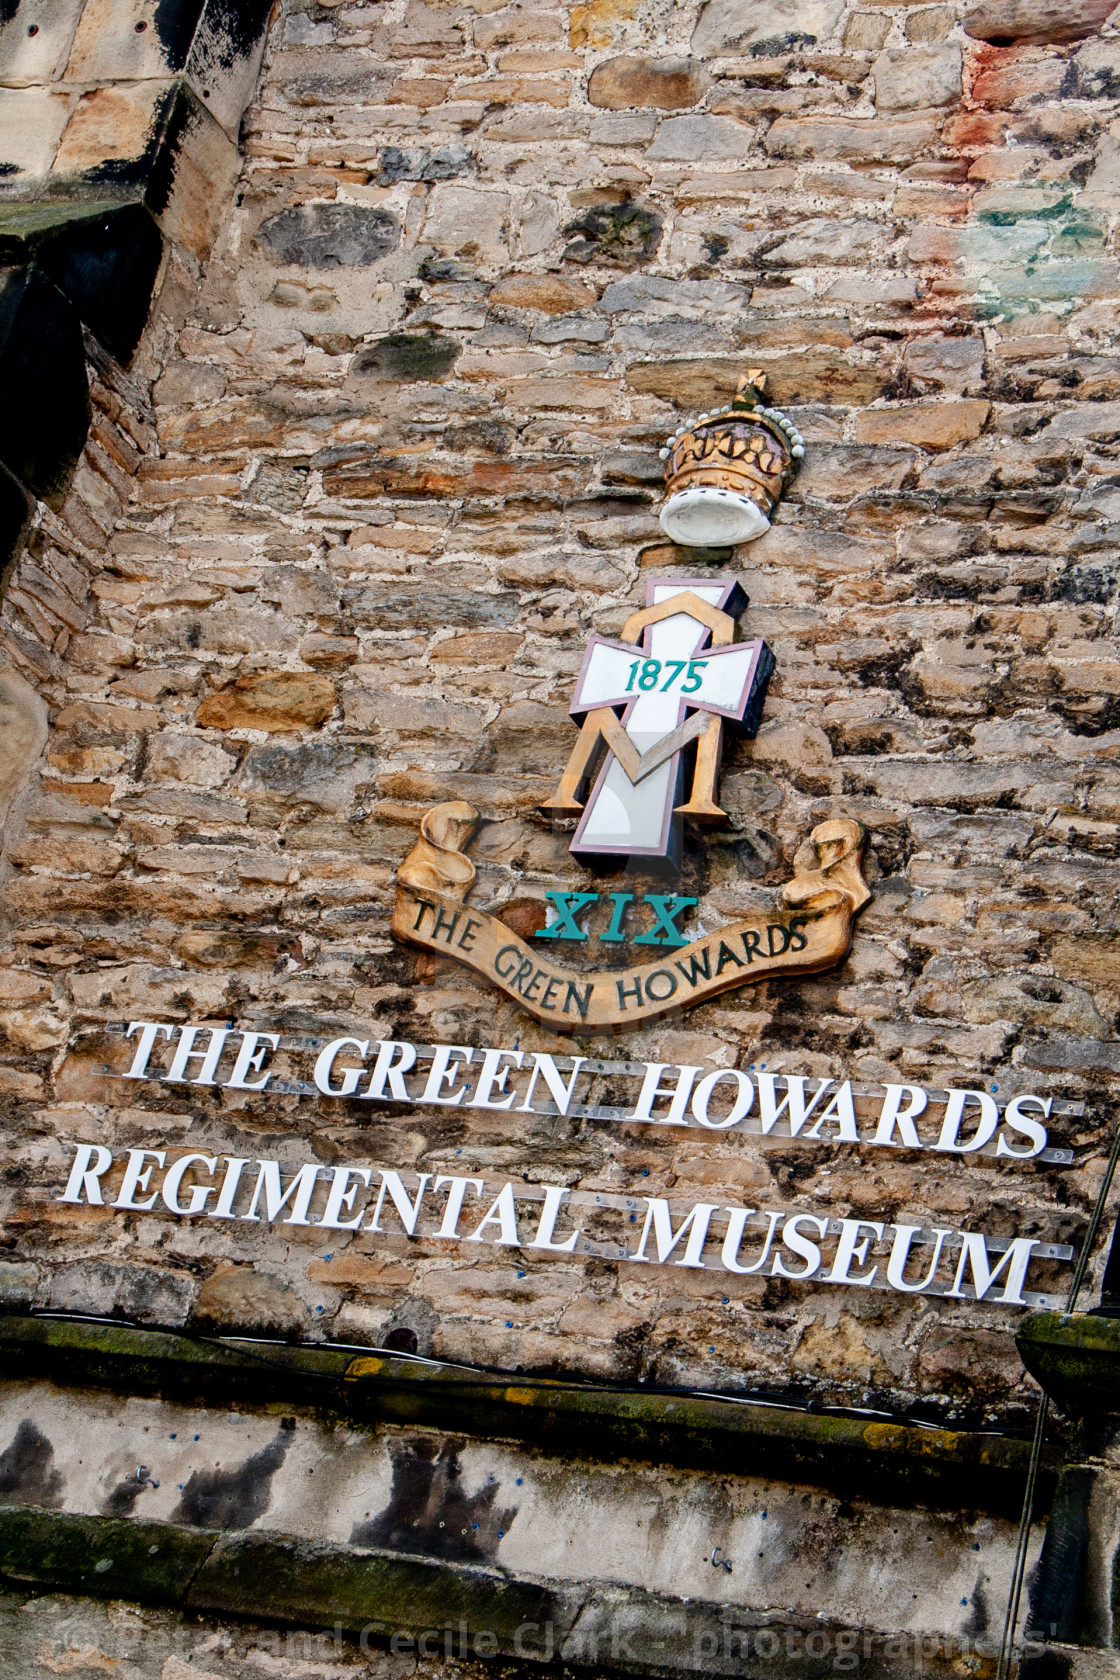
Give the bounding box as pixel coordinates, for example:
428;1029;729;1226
824;274;918;303
589;112;657;143
599;274;747;314
0;0;83;86
645;114;751;161
588;54;710;109
196;671;337;732
626;351;884;406
964;0;1115;43
489;273;597;312
759;216;880;266
692;0;845;55
342;584;520;630
0;86;69;189
873;44;961;110
765;112;942;161
256;201;400;268
855;399;990;448
423;185;510;263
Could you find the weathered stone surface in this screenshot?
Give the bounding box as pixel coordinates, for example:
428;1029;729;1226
759;217;881;266
423;186;510;263
191;1264;307;1337
352;333;462;381
489;274;597;312
235;741;376;813
378;142;472;183
645;114;751;161
766;113;943;161
255;203;401;267
855;399;990;448
599;275;748;314
0;662;46;835
196;672;337;732
964;0;1115;42
342;585;520;630
562;201;663;266
692;0;845;55
626;353;884;406
587;55;710;110
873;44;961;110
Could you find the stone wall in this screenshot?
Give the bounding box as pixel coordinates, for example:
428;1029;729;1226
2;0;1120;1434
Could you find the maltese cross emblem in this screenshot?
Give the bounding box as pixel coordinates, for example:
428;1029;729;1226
543;578;774;865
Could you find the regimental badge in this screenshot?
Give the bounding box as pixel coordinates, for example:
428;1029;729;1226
541;578;774;867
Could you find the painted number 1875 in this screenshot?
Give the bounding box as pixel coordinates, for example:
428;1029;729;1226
624;658;709;693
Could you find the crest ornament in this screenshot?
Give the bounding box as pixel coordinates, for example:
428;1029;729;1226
542;578;774;866
659;370;804;548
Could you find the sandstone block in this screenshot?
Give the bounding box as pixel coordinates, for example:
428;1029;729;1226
645;115;752;162
855;399;990;448
489;274;597;313
570;0;641;48
196;671;337;732
431;631;524;665
0;1005;68;1049
342;584;519;631
824;274;919;303
589;113;658;143
0;87;70;186
964;0;1115;43
423;186;511;263
692;0;845;55
872;44;961;111
235;740;376;813
1041;402;1120;440
344;688;483;738
599;274;748;315
516;190;560;257
971;56;1068;104
904;335;986;394
0;663;47;833
145;733;236;788
626;352;883;406
759;216;880;266
299;633;359;667
191;1263;306;1338
766;113;942;162
588;55;711;110
750;719;833;767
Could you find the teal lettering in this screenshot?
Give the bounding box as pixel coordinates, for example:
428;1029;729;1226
600;892;635;943
634;895;698;948
534;892;599;941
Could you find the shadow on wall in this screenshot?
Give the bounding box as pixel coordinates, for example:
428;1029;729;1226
0;0;275;592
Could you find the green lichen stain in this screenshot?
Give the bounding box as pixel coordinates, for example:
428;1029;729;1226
352;333;462;382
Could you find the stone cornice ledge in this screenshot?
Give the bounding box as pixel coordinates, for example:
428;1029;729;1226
1016;1310;1120;1415
0;1506;994;1680
0;1312;1053;1516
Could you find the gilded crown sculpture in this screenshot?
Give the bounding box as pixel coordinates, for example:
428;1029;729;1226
658;369;805;547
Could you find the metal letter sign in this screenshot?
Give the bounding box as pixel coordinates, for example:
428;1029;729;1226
544;579;774;864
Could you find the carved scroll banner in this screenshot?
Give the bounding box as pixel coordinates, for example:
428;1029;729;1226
391;803;872;1035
